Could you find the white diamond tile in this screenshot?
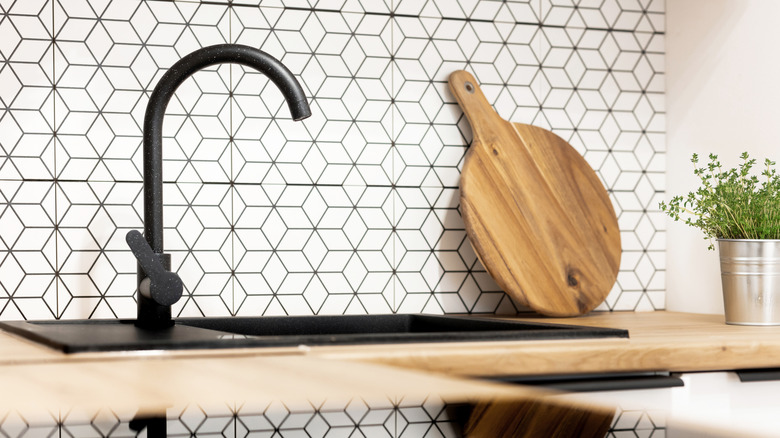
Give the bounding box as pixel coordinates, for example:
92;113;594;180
55;181;142;319
550;0;661;32
233;184;392;316
392;186;519;314
395;0;530;23
0;0;667;320
540;0;577;27
54;0;230;184
233;7;392;187
160;182;232;317
648;289;664;310
391;19;540;189
0;180;56;319
0;109;55;180
613;290;641;311
0;1;55;179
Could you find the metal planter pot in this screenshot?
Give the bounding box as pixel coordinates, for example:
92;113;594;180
718;239;780;325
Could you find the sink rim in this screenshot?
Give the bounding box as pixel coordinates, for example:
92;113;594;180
0;314;629;354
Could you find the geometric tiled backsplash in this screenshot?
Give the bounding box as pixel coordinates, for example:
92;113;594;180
0;0;665;320
0;400;666;437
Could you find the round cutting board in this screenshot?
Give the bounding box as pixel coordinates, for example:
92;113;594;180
449;70;621;317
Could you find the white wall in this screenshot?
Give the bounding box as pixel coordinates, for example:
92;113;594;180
666;0;780;314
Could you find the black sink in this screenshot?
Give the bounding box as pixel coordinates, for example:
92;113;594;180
0;314;628;354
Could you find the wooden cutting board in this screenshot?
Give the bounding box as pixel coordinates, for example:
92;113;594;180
449;70;621;317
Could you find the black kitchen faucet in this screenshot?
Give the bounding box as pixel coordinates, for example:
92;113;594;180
125;44;312;329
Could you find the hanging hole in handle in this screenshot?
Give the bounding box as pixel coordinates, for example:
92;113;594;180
464;81;475;94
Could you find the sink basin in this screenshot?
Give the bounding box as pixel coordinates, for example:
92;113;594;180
0;314;628;354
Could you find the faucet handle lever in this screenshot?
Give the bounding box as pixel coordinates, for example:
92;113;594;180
126;230;183;307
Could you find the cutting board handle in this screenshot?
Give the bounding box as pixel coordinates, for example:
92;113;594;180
448;70;503;142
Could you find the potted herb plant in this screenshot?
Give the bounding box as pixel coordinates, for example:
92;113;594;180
661;152;780;325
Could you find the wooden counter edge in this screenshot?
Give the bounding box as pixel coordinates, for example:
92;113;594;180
5;311;780;379
310;311;780;376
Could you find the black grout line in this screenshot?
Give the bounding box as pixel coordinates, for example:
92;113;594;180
390;0;396;314
229;2;236;316
536;0;542;123
51;0;59;320
147;0;665;35
2;177;665;186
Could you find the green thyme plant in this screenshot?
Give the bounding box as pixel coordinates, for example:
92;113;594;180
659;152;780;250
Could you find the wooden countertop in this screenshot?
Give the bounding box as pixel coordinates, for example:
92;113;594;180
1;311;778;425
313;311;780;376
0;354;534;418
0;330;608;432
4;311;780;374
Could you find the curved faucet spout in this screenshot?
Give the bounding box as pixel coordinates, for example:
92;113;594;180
144;44;311;253
137;44;311;328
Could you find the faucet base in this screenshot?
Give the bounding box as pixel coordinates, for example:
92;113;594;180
135;294;174;329
136;253;175;329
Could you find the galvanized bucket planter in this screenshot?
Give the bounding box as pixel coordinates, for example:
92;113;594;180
718;239;780;325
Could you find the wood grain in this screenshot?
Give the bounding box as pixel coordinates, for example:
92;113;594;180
464;398;614;438
8;312;780;394
0;349;618;438
0;329;63;363
0;354;532;421
313;311;780;377
4;311;780;433
449;70;621;317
